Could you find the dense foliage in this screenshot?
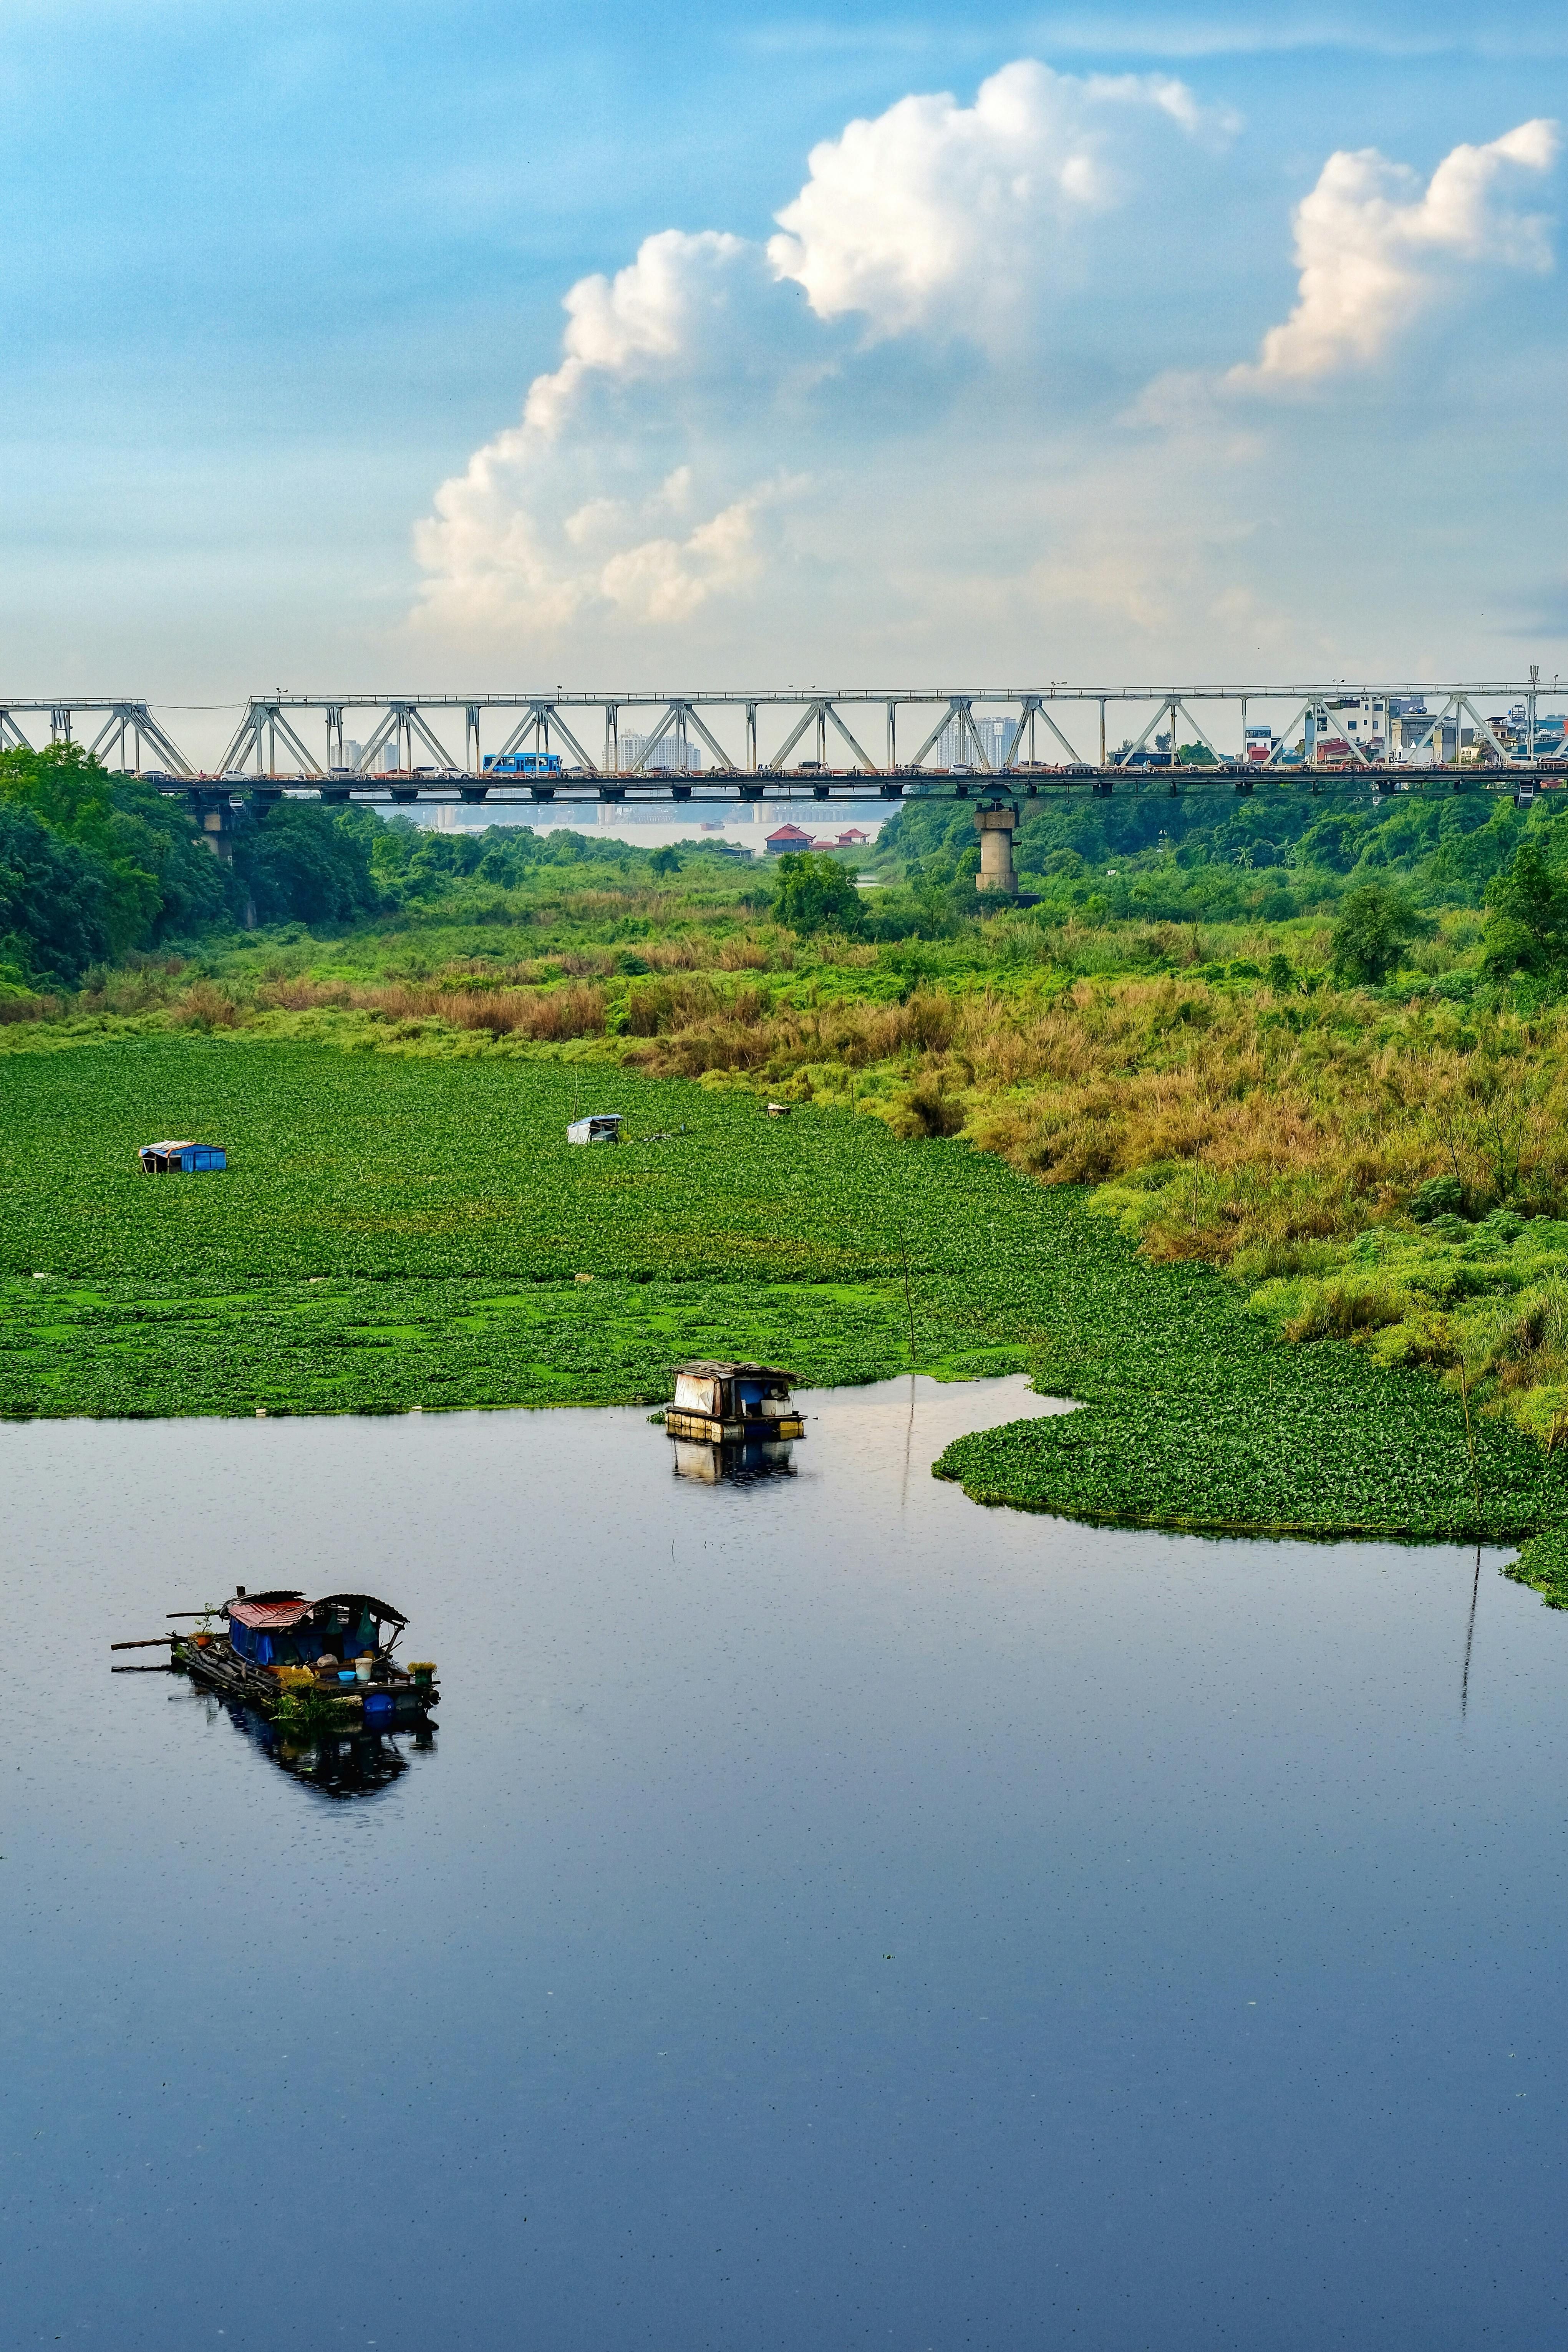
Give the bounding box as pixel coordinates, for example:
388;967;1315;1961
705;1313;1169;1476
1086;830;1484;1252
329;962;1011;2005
232;800;382;927
1329;884;1432;985
0;744;229;982
878;773;1558;936
0;744;728;986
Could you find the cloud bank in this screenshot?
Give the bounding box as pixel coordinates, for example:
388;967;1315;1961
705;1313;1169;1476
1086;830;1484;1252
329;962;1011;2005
411;66;1562;673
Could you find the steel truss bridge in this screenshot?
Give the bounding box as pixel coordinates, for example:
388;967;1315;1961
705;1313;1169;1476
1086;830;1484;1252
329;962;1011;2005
1;682;1563;804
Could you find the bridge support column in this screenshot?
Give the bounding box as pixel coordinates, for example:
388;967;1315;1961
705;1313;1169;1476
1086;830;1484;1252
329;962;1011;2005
188;791;240;863
974;801;1018;894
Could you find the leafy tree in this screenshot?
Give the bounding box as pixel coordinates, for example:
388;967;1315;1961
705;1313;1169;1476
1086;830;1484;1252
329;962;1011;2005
650;845;682;877
0;801;118;983
772;850;867;936
0;742;232;950
1330;883;1430;986
1482;837;1568;977
231;801;382;927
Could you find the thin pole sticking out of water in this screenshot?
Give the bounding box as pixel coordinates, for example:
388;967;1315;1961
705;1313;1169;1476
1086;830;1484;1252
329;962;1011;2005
1461;1543;1482;1717
900;1235;917;1370
900;1372;917;1514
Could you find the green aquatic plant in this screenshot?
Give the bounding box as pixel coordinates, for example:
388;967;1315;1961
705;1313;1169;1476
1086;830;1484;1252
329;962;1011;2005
1506;1524;1568;1608
272;1681;355;1731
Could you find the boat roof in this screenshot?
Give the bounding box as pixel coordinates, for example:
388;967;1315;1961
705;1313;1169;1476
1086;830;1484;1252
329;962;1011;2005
316;1592;409;1626
674;1359;798;1383
227;1590;408;1631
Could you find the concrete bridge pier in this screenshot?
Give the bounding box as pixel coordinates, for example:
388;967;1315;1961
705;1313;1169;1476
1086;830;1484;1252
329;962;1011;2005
188;789;242;862
974;797;1019;894
186;789;262;925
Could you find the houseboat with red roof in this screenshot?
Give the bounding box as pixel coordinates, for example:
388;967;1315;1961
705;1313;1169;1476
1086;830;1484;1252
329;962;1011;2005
176;1588;438;1727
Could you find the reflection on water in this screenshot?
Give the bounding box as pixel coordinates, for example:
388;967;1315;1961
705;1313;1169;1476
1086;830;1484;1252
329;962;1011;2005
671;1432;798;1482
181;1681;437;1798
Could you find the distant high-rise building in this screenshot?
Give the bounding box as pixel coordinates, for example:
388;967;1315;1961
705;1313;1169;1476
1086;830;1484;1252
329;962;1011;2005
620;731;701;772
931;714;1017;769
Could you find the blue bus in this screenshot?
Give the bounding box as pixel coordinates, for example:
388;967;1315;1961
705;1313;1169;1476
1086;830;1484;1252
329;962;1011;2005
482;752;563;777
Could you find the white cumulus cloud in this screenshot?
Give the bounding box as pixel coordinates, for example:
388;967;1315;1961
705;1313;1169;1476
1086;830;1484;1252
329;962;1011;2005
522;229;757;438
411;58;1236;644
1230;118;1559;385
767;58;1234;339
413;231;796;637
410;63;1563;672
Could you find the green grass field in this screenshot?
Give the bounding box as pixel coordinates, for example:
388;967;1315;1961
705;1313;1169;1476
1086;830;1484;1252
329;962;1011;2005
5;1025;1568;1550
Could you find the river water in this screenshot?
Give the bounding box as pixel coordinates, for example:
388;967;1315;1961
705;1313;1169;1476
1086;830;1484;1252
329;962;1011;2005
3;1375;1565;2349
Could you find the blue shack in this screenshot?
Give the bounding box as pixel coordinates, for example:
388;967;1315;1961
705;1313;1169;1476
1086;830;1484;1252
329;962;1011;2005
138;1139;227;1174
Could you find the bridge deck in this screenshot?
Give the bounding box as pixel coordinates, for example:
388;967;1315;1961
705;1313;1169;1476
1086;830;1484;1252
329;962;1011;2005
156;764;1565;806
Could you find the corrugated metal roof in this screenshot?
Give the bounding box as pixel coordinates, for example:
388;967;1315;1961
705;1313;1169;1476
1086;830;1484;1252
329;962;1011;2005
314;1592;409;1628
229;1597;311;1630
227;1590;408;1631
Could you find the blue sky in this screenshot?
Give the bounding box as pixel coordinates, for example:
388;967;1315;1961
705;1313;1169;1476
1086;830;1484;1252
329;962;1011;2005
3;1;1567;748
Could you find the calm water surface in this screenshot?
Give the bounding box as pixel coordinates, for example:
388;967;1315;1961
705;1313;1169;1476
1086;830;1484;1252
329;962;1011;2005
3;1376;1565;2349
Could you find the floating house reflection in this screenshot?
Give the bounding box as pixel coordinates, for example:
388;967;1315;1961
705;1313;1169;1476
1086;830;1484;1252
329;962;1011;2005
192;1687;435;1798
671;1434;799;1484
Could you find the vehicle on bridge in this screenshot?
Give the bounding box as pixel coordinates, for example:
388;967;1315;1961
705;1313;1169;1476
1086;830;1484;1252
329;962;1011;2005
482;751;563;777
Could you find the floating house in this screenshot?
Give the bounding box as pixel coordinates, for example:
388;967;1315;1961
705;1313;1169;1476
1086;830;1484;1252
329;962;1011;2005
139;1140;227;1174
177;1588;437;1727
666;1360;805;1445
566;1113;623;1145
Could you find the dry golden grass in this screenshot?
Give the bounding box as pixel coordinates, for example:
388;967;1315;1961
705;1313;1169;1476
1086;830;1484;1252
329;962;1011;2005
166;970;611;1041
632;974;1568;1259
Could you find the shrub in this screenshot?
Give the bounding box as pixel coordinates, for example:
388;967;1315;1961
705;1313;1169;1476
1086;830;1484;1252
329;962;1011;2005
890;1080;966;1139
1331;884;1431;985
1410;1173;1467;1222
772;852;867;938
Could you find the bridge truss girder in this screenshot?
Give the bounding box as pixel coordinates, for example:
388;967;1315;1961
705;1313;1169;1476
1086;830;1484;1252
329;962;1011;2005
0;682;1560;787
